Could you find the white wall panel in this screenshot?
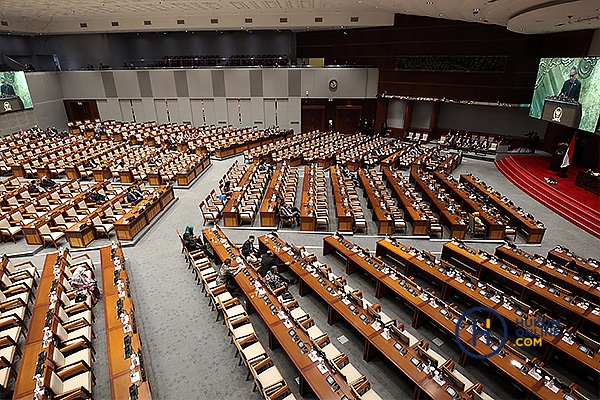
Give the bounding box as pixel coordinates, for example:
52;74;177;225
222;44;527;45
251;98;265;128
276;99;289;129
142;98;157;123
106;99;123;121
190;99;217;126
59;71;105;99
186;70;214;98
224;70;251;98
149;70;177;98
113;71;141;98
97;99;109;121
263;69;288;98
264;99;276;127
154;99;169;124
288;97;301;132
178;98;193;123
214;98;228;125
167;99;180;123
119;99;134;122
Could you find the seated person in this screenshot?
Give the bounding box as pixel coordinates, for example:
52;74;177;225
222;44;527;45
215;258;240;293
29;179;45;194
222;181;233;198
182;232;213;258
471;212;485;236
88;190;107;204
279;200;300;226
241;235;260;263
126;187;143;205
40;176;56;189
264;266;293;289
259;250;287;277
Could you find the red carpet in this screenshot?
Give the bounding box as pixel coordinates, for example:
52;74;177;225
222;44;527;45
496;155;600;239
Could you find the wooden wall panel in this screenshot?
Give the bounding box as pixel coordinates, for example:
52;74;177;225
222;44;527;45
297;14;595;104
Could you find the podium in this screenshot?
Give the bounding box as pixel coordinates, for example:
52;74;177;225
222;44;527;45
0;96;24;114
542;97;581;128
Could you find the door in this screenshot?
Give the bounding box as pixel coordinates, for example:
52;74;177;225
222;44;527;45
335;106;362;134
301;106;325;133
63;100;100;122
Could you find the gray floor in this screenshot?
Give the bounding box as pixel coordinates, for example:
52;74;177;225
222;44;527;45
3;153;600;400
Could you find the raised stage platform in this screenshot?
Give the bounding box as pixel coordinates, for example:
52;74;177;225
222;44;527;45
496;155;600;239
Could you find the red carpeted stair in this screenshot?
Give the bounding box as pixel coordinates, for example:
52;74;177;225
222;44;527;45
496;155;600;239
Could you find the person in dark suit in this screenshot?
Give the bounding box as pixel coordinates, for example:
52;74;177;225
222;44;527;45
241;235;260;263
0;77;15;97
560;66;581;102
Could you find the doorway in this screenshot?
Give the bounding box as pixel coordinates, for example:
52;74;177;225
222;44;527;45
63;100;100;122
301;105;326;133
335;105;362;134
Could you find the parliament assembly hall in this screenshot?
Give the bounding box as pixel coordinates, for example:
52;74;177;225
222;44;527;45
0;0;599;399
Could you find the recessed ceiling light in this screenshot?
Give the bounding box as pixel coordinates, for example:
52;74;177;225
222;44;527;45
426;1;433;4
521;28;526;31
439;13;445;17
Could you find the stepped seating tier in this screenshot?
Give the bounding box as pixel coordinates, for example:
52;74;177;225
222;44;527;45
496;156;600;239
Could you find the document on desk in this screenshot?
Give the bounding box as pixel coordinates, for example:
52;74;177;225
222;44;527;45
561;336;574;345
545;382;560;393
433;375;446;386
308;351;321;363
528;369;542;381
317;363;328;374
130;371;141;384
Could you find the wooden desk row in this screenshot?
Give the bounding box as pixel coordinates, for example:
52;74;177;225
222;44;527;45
548;247;599;276
202;226;359;399
100;244;152;400
222;163;268;227
259;163;298;227
330;166;360;232
16;181;123;247
459;174;546;244
114;185;175;241
324;235;590;399
410;170;468;239
381;166;430;236
299;165;327;231
13;251;97;400
373;238;600;378
441;241;600;333
260;233;496;400
12;253;57;400
357;169;395;235
495;244;600;304
434;172;507;240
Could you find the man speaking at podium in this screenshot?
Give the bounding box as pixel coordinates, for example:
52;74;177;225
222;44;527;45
559;66;581;102
0;77;16;97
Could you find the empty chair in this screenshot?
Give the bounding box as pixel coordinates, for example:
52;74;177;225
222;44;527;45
92;215;114;239
504;226;517;241
199;201;219;225
46;368;93;400
0;218;22;243
249;357;286;396
38;223;65;248
353;217;368;234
